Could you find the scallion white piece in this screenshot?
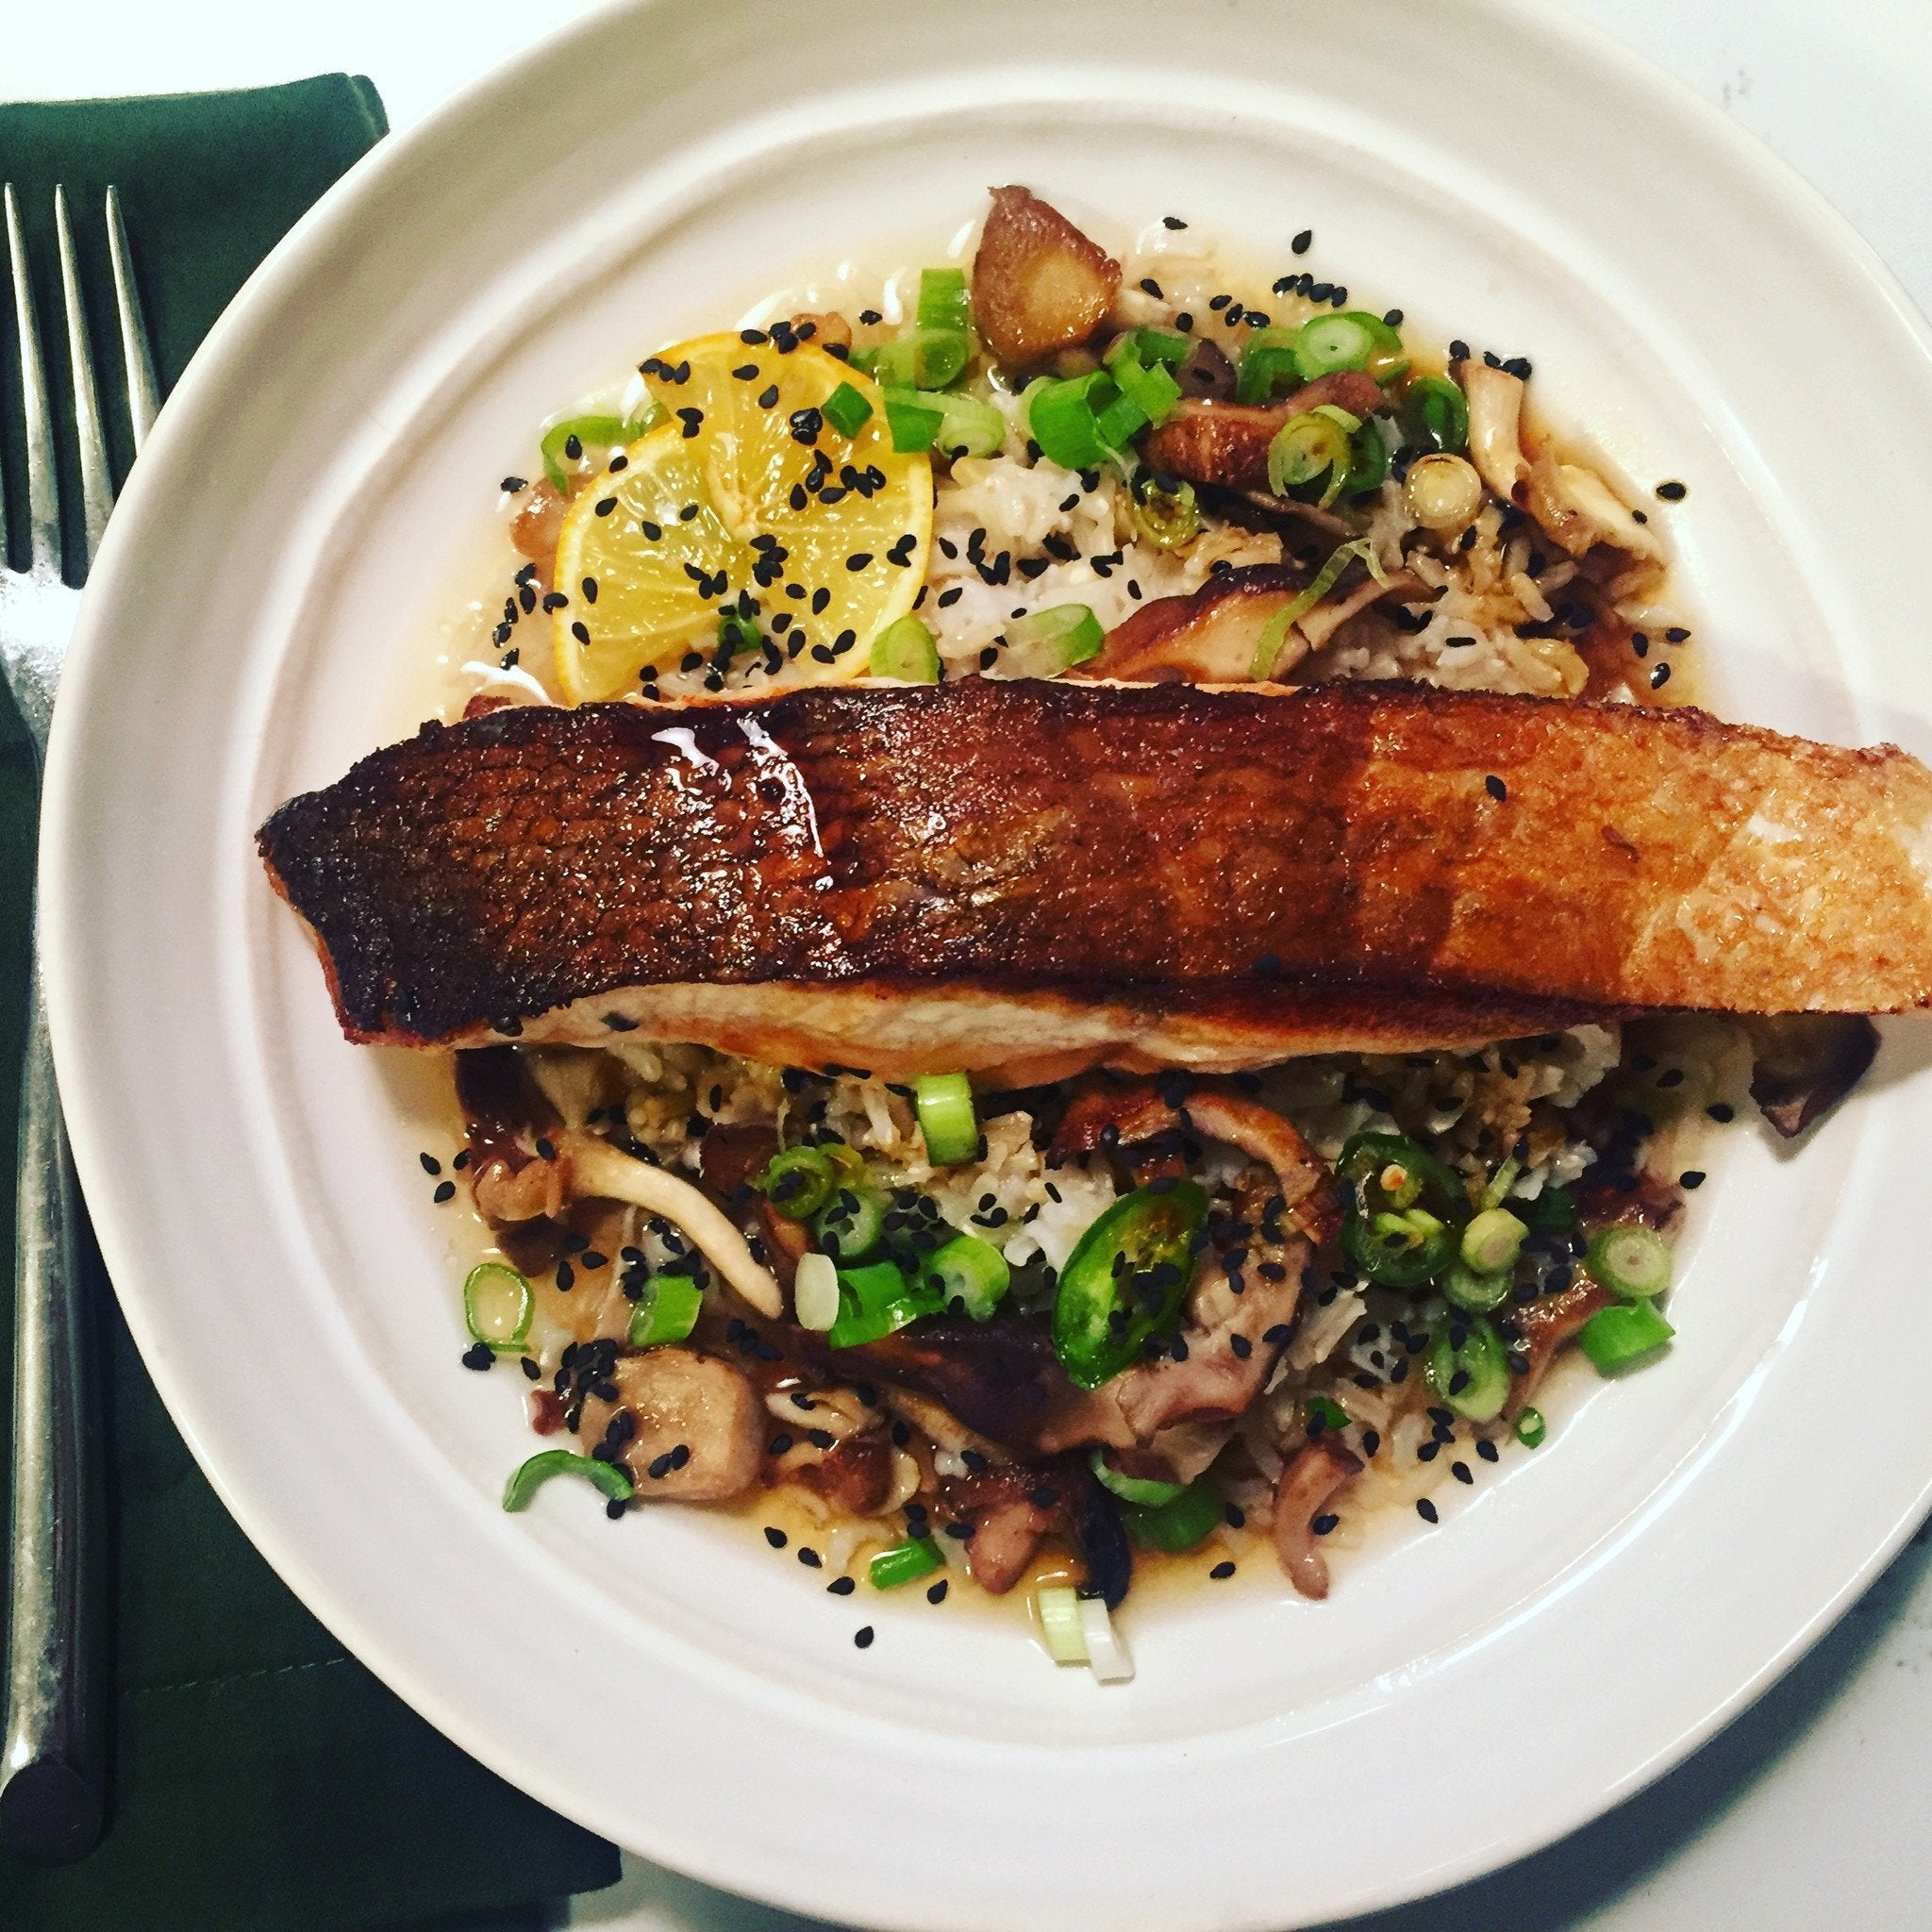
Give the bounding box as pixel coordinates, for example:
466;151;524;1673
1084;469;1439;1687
792;1251;841;1331
1035;1585;1089;1665
1077;1596;1135;1684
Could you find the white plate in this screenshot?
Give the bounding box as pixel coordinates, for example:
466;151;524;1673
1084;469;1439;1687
41;1;1932;1925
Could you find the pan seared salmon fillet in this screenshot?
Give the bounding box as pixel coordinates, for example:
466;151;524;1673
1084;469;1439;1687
257;679;1932;1083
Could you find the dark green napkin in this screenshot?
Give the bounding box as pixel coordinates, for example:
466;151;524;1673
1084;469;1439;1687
0;77;621;1931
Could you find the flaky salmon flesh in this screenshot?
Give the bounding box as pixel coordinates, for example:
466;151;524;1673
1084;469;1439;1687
257;678;1932;1087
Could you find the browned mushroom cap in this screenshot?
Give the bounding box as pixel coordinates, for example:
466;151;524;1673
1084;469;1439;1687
1272;1438;1364;1599
1053;1077;1338;1244
1505;1275;1614;1419
1143;371;1385;492
972;187;1120;371
1744;1014;1880;1139
1078;564;1310;683
578;1348;766;1502
1078;558;1424;687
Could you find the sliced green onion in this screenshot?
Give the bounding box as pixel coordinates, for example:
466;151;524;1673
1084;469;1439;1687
1357;313;1410;385
1036;1584;1090;1663
883;389;944;454
1265;408;1353;498
628;1272;703;1348
1515;1406;1548;1449
716;608;760;665
869;614;941;681
1108;326;1190;369
1461;1208;1527;1275
539;408;662;491
503;1449;634;1513
814;1184;887;1263
1401;375;1470;454
870;1535;945;1589
1482;1156;1523;1211
827;1258;940;1349
1091;388;1149;451
792;1251;841;1331
756;1144;838;1221
923;1232;1010;1321
1290;311;1381;382
1090;1448;1186;1507
1119;1478;1222;1553
1110;355;1182;427
1001;602;1105;677
931;391;1006;458
1130;475;1201;548
1025;372;1112;470
821;380;874;438
916;266;971;334
1577;1297;1675;1373
463;1261;532;1352
1248;539;1388;678
1586;1224;1673;1300
1425;1316;1511;1423
870;327;969;391
914;1072;979;1165
1235;326;1303;406
1306;1394;1352;1432
1442;1261;1513;1314
1338;418;1391;498
1404;451;1484;530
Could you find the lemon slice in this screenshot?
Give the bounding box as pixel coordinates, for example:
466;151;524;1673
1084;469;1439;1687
552;331;933;701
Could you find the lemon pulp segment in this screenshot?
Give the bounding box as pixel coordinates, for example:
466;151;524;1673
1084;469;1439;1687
553;333;933;701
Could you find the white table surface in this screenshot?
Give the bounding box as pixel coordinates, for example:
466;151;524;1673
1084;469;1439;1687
11;2;1932;1925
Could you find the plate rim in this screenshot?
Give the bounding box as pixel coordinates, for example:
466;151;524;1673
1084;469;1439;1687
40;1;1932;1925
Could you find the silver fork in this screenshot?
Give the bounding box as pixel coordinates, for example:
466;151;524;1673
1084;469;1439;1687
0;183;158;1865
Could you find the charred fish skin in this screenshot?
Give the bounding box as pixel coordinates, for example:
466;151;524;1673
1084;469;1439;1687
258;679;1932;1058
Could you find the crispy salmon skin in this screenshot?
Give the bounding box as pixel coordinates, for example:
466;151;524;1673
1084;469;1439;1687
257;679;1932;1080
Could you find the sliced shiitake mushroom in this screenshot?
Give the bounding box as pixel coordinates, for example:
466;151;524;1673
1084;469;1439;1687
973;187;1120;371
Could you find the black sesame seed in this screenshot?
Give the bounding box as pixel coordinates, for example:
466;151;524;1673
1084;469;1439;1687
1311;1513;1340;1536
828;1574;857;1595
460;1342;493;1371
1476;1438;1500;1463
1656;480;1688;501
854;1625;875;1649
1485;774;1507;801
926;1578;949;1604
798;1547;823;1569
1707;1102;1736;1123
501;475;526;493
1681;1170;1707;1189
1209;1560;1236;1579
433;1179;456;1204
419;1151;441;1174
764;1525;788;1548
1138;276;1162;297
1291;228;1312;255
1452;1460;1474;1485
1416;1498;1439;1524
1650;663;1673;690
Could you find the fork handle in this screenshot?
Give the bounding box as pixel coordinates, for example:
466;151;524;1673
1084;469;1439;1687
0;940;104;1863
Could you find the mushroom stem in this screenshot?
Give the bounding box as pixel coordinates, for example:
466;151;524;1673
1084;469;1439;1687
559;1131;783;1318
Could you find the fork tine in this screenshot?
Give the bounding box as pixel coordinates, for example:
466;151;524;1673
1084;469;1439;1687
54;187;111;576
5;185;60;577
105;188;158;453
